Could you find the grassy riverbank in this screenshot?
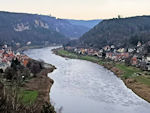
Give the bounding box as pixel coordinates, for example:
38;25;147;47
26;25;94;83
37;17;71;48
54;48;150;103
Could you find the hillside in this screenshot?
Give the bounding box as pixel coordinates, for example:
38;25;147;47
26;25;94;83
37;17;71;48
0;11;69;46
0;11;101;46
79;16;150;48
41;16;91;39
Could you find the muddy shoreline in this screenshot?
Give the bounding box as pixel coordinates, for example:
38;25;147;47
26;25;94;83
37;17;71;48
104;63;150;103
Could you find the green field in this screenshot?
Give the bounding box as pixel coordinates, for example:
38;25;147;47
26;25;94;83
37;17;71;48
115;63;142;78
57;49;101;63
57;49;78;58
135;76;150;86
18;90;38;105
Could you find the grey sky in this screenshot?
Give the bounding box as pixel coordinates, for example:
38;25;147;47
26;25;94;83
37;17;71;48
0;0;150;19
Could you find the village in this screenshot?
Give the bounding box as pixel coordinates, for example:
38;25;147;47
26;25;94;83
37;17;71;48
64;41;150;71
0;44;29;72
1;41;150;72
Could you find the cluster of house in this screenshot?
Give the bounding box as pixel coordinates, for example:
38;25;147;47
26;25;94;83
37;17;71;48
0;45;30;72
65;41;150;71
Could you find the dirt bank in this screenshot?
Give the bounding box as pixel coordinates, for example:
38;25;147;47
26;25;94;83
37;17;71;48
96;63;150;103
103;64;150;103
124;78;150;103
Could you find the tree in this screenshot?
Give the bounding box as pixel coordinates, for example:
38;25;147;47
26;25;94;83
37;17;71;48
0;69;3;73
41;102;56;113
125;57;131;66
102;52;106;59
27;60;43;75
118;15;121;19
11;58;21;70
4;67;16;80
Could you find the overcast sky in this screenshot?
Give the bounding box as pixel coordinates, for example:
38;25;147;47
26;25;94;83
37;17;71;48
1;0;150;20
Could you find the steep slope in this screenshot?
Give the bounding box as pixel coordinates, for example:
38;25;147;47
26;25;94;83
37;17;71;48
79;16;150;48
41;16;90;38
0;11;68;46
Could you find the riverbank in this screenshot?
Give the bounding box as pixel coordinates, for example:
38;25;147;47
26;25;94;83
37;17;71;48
53;48;150;103
19;45;58;112
16;45;62;53
0;58;56;113
23;59;56;112
16;45;50;53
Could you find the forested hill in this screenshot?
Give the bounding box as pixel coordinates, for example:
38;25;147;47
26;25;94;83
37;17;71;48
41;16;87;39
0;11;68;46
40;17;101;39
79;16;150;48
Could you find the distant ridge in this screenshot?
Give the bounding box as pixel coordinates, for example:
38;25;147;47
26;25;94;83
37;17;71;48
0;11;68;46
0;11;101;46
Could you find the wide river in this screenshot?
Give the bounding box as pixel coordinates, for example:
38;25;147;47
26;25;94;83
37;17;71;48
25;47;150;113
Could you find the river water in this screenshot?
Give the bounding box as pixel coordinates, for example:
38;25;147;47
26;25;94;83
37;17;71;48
25;47;150;113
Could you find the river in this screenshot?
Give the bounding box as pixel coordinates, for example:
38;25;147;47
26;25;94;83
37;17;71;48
25;47;150;113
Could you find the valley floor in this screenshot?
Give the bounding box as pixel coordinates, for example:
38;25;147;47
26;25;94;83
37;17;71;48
53;48;150;103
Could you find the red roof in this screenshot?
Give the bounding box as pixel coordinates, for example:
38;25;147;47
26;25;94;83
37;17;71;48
132;57;137;61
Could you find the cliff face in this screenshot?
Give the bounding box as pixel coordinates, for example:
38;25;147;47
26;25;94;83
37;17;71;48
0;11;68;46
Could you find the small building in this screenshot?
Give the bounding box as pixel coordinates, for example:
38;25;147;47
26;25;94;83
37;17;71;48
128;48;134;53
103;46;111;51
117;48;125;53
131;57;138;65
137;41;142;47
